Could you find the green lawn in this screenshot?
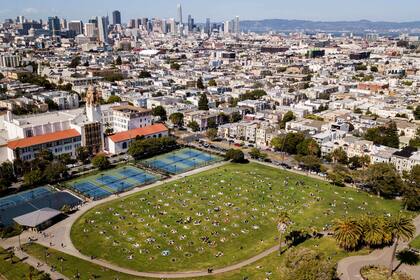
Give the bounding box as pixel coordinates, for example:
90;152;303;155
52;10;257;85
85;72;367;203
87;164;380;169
409;235;420;250
0;247;47;280
24;243;141;280
24;238;367;280
71;162;405;272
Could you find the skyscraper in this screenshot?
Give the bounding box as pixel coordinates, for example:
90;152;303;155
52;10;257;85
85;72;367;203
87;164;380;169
84;22;97;38
68;21;83;35
205;18;211;35
98;16;109;44
187;15;194;32
112;10;121;25
235;16;240;35
177;4;183;24
48;16;61;36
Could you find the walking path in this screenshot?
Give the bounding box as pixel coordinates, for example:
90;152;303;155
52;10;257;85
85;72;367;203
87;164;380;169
12;248;68;280
337;215;420;280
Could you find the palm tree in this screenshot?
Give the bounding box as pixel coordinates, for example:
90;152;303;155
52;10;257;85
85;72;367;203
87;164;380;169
332;218;363;251
277;212;291;254
361;215;386;247
385;215;415;277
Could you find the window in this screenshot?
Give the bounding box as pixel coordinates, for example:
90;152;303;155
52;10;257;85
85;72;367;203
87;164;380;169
122;142;128;149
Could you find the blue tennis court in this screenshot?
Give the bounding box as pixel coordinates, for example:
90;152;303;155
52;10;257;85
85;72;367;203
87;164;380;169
0;187;82;227
73;182;111;200
143;148;222;174
68;166;158;200
0;187;52;210
118;168;156;184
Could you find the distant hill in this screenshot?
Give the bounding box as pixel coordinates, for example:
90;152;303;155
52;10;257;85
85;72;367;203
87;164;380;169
239;19;420;33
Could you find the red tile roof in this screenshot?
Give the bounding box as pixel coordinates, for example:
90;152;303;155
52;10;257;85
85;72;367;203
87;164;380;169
7;129;80;150
109;124;168;143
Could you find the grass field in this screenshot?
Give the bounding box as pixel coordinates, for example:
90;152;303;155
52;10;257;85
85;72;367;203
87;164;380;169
0;247;47;280
409;235;420;250
24;238;367;280
71;162;406;272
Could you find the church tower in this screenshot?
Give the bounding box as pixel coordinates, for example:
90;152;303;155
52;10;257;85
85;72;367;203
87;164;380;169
86;85;102;122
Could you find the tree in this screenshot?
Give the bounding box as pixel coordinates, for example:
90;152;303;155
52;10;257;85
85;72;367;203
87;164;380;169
402;165;420;211
169;113;184;127
296;138;320;156
249;148;267;160
207;118;217;129
327;164;354;186
107;95;121;104
198;93;209;111
115;56;122;65
294;155;323;172
409;128;420;148
92;154;110;170
414;106;420;120
271;132;305;155
152;106;167;121
277;212;291;254
333;218;363;251
139;71;151;78
348;155;370;169
225;149;245;163
128;137;177;160
0;162;16;185
23;170;44;187
283;248;336;280
69;56;81;68
330;147;348;164
76;146;91;164
239;89;267;101
196;77;205;89
386;215;415;277
170;62;181;70
360;215;389;247
44;161;68;183
229;112;242;123
364;121;399;148
364;163;403;198
206;128;218;141
279;111;295;129
187;121;200;132
208;79;217;87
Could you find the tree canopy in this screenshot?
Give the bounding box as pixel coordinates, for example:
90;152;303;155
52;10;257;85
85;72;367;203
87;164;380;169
128;137;177;160
364;121;400;148
152;106;167;121
169;112;184;127
198;93;209;111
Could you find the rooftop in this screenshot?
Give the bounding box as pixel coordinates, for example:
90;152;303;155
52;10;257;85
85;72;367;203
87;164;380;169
7;129;80;150
13;208;61;228
109;123;168;143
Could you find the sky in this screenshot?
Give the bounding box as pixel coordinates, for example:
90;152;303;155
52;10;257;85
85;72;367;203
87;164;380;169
2;0;420;23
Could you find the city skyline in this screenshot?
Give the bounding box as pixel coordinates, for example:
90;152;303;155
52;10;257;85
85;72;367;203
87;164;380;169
2;0;420;23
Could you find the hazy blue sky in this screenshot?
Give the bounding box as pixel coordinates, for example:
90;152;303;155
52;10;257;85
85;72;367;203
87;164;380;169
2;0;420;22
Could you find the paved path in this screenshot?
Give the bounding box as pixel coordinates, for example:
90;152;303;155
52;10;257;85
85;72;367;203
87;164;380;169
337;215;420;280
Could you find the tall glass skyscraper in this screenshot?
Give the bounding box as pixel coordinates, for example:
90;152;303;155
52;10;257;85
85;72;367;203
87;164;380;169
112;10;121;25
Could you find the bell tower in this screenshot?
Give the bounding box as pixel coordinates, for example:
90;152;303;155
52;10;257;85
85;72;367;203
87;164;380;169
85;85;102;122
